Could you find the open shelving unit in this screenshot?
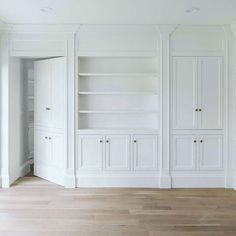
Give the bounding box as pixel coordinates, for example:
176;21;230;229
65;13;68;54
77;56;159;130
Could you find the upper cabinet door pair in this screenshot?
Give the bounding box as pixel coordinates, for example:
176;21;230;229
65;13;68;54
172;57;223;130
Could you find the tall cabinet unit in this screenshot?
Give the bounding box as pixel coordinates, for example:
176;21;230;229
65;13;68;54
171;56;225;187
34;58;67;186
76;56;160;187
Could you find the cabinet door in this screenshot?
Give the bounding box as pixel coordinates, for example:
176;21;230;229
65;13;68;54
78;135;103;171
105;135;130;171
172;135;197;170
34;58;66;129
172;57;197;129
199;135;223;170
133;135;158;171
198;57;223;129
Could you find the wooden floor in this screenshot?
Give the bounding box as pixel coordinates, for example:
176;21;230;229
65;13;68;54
0;177;236;235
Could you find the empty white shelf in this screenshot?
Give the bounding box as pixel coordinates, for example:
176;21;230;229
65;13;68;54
78;73;158;77
78;91;158;95
79;110;158;114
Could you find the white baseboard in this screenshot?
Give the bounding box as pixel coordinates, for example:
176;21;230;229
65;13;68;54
20;161;31;177
64;174;76;188
76;174;160;188
1;176;10;188
159;174;171;188
171;174;225;188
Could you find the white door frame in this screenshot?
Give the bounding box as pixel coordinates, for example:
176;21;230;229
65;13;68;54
0;30;76;188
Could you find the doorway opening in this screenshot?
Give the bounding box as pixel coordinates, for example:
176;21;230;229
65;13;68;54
9;56;66;187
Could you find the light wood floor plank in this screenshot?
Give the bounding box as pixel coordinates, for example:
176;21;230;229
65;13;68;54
0;177;236;235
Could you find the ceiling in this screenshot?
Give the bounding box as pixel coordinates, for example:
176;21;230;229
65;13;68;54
0;0;235;25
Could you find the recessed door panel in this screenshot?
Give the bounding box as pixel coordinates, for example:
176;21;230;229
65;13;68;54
78;135;103;171
198;57;223;129
133;135;158;171
105;135;130;171
199;135;223;170
34;61;52;126
172;135;197;171
172;57;197;129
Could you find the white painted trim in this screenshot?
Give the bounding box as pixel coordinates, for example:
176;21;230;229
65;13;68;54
0;32;10;188
5;24;79;33
76;174;160;188
77;51;158;57
171;174;225;188
157;25;177;189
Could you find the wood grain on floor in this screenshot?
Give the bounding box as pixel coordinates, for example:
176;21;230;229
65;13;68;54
0;177;236;236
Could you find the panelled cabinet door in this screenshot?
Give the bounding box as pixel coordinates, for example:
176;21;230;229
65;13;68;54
34;58;66;129
172;57;197;129
105;135;130;171
198;57;223;129
133;135;158;171
199;135;223;170
172;135;197;170
78;135;103;171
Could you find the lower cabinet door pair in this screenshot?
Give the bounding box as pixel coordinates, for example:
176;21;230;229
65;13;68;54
172;135;223;171
78;134;158;171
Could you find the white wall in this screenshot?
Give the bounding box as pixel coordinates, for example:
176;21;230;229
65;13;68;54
8;58;30;184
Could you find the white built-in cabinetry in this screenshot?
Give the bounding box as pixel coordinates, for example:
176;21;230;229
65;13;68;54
76;56;160;187
34;58;66;186
171;56;224;187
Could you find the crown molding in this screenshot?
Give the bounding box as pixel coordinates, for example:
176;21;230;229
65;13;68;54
230;23;236;36
0;20;6;33
156;25;178;38
5;24;79;33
